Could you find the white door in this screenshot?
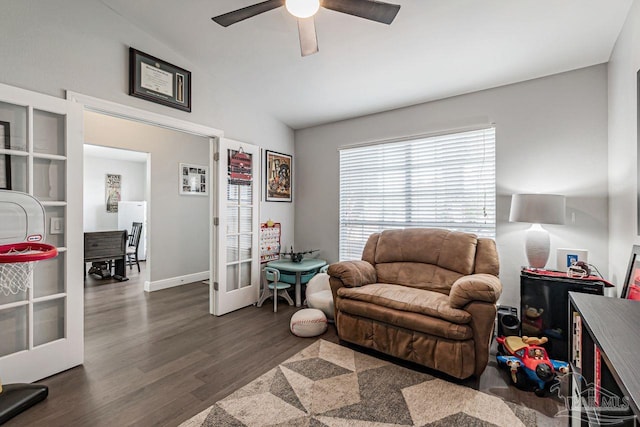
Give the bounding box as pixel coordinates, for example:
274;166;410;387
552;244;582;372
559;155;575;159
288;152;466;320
0;83;83;383
211;138;260;315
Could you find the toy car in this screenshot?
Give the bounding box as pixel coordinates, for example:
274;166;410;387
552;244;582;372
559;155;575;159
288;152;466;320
496;336;569;396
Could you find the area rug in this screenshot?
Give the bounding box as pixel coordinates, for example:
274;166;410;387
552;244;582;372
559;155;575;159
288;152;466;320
180;340;538;427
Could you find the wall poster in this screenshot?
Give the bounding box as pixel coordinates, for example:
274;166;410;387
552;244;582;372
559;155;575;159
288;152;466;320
106;174;121;213
265;150;292;202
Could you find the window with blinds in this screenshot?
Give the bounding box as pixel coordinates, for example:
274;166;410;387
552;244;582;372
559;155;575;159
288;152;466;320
339;127;496;261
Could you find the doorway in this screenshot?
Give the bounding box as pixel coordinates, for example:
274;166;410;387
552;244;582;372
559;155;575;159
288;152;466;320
82;144;150;286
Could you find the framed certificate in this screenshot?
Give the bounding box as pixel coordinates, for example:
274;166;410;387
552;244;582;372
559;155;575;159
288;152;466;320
129;48;192;112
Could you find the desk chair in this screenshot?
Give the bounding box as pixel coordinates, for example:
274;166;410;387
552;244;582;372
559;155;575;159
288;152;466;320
126;222;143;273
257;267;294;313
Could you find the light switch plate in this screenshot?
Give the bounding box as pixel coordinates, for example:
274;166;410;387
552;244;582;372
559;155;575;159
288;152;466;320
50;217;64;235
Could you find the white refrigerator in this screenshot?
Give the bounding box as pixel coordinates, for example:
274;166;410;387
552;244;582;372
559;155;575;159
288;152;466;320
117;201;147;261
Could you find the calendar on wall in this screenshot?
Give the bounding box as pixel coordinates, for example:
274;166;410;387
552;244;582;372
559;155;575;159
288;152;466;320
260;221;281;263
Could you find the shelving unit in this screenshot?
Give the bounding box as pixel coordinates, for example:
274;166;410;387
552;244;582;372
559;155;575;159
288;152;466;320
569;292;639;426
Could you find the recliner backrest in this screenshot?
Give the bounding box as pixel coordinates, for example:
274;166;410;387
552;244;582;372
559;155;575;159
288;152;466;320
361;228;499;294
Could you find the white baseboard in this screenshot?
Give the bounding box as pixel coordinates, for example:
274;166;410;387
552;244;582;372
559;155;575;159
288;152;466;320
144;271;210;292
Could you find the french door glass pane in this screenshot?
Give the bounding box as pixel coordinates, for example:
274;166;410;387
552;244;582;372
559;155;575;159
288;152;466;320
240;262;251;289
239;234;252;260
0;101;27;151
33;251;65;298
0;306;27;357
33;158;65;201
226;264;239;292
0;288;27;305
33;110;65;156
239;207;252;232
33;298;65;346
4;155;27;192
226;235;239;263
226;206;238;234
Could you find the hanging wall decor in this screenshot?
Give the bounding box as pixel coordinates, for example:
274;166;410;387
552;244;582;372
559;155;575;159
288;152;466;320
105;174;121;213
129;47;192;112
180;163;208;195
265;150;292;202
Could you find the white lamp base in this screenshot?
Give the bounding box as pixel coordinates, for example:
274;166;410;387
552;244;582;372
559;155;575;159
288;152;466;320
525;223;550;269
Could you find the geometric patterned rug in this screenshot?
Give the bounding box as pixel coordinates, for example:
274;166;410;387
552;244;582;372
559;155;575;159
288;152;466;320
180;340;538;427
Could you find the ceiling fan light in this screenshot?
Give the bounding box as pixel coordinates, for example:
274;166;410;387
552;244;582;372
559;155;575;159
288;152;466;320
285;0;320;18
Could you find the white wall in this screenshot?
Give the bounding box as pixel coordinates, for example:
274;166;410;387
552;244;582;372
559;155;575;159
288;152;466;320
608;0;640;292
83;154;146;232
84;111;210;283
0;0;296;255
295;65;609;308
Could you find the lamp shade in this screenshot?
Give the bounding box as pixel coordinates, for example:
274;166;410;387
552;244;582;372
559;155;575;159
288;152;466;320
509;194;565;225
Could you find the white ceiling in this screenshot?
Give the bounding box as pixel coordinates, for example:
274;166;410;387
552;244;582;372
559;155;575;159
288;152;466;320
100;0;632;129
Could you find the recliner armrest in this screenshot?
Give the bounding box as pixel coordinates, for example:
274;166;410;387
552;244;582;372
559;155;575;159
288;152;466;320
449;274;502;308
328;260;377;288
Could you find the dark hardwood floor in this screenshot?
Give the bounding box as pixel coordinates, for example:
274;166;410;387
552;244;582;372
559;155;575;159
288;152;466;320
7;264;565;426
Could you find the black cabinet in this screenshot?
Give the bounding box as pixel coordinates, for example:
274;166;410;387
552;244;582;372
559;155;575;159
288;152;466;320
520;270;605;362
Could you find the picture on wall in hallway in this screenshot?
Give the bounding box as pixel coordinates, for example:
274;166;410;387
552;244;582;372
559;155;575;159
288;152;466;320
265;150;292;202
180;163;208;195
105;174;121;213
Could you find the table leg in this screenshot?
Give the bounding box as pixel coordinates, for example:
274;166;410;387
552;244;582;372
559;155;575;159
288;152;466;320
296;272;301;307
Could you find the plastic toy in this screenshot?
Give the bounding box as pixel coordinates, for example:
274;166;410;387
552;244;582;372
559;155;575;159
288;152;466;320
496;335;569;396
521;305;544;336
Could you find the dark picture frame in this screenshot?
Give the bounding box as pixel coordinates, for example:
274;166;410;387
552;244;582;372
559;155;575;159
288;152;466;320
621;244;640;298
265;150;292;202
129;47;192;112
0;121;11;190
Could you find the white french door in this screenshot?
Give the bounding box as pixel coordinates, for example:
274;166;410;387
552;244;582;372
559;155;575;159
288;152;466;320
0;83;83;383
211;138;260;315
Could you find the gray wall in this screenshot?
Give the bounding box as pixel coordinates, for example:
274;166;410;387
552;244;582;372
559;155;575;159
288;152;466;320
295;65;609;308
0;0;296;254
83;154;147;232
608;0;640;291
84;111;210;282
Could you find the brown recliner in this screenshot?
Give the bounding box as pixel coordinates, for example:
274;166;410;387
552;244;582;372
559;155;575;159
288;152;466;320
328;228;502;379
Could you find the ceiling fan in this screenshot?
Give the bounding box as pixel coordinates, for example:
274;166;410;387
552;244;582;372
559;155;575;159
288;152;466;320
211;0;401;57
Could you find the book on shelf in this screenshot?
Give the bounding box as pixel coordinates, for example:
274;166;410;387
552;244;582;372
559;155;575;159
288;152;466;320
572;311;582;370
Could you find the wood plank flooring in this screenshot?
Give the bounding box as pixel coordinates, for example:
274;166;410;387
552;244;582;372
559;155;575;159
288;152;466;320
6;264;565;426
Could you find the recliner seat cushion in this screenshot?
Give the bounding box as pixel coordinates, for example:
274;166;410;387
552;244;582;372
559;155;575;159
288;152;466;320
337;298;472;340
338;283;471;324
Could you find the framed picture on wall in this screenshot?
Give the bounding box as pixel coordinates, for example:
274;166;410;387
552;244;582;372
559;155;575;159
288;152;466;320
129;48;192;112
265;150;292;202
621;244;640;299
105;174;121;213
180;163;208;195
0;121;11;190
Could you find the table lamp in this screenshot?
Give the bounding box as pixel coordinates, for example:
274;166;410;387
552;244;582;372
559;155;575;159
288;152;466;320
509;194;565;269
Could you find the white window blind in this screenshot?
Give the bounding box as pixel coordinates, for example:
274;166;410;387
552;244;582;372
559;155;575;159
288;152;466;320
339;127;496;261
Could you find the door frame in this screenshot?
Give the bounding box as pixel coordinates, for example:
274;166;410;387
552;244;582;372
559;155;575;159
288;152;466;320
66;92;224;294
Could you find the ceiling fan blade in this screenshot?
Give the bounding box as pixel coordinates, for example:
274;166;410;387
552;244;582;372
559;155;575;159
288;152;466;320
298;17;319;57
212;0;285;27
321;0;400;25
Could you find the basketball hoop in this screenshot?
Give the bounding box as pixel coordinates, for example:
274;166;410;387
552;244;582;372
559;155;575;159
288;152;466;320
0;242;58;296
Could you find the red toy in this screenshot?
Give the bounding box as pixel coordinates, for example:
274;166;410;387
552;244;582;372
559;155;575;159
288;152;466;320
496;335;569;396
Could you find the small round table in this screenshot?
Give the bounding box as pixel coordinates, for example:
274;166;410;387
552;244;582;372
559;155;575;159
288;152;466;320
266;258;327;307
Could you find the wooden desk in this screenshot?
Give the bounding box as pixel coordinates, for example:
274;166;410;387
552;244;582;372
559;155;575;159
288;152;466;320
266;258;327;307
84;231;129;282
